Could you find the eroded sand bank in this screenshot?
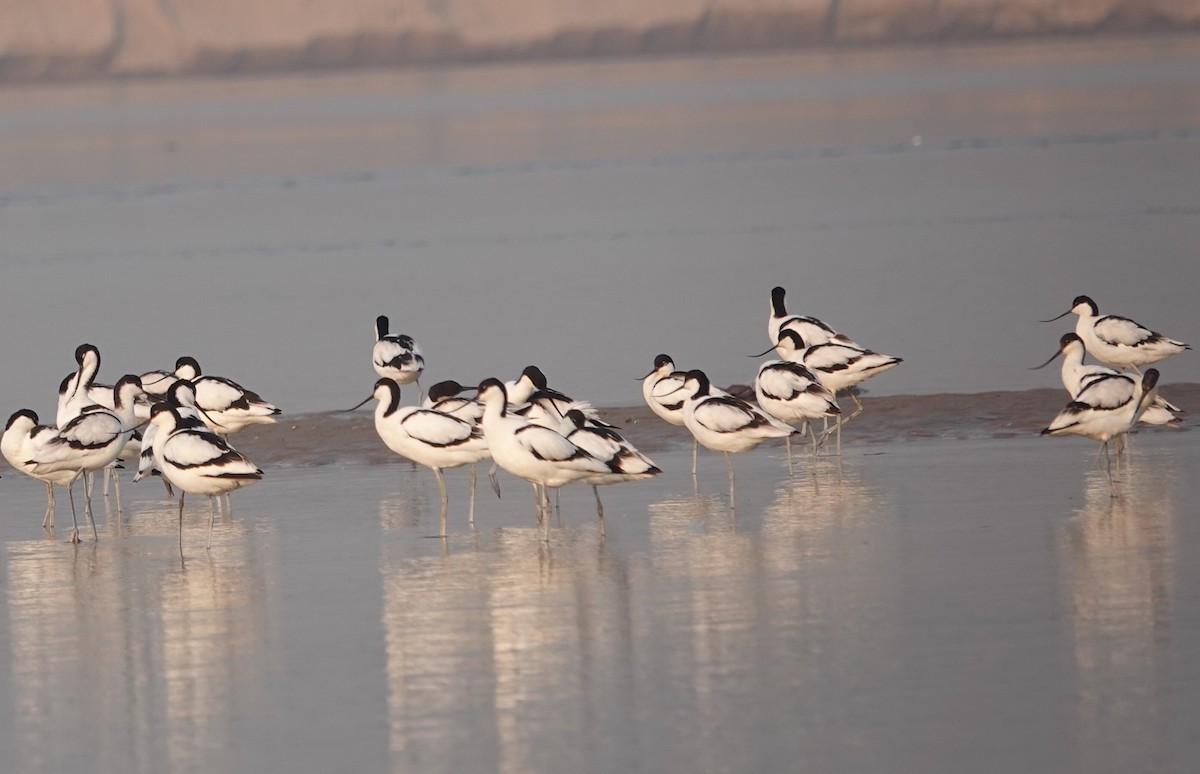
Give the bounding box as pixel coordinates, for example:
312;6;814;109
233;383;1200;467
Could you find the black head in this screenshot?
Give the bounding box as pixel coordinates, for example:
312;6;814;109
521;366;548;390
564;409;587;429
1071;295;1098;315
427;380;467;402
479;377;505;392
75;343;99;365
684;369;711;395
653;354;674;369
374;377;400;394
373;378;402;411
376;315;389;340
477;378;509;411
166;379;196;404
175;356;201;376
1032;333;1083;370
112;375;142;407
1142;369;1160;391
150;402;176;420
770;286;788;315
5;408;39;431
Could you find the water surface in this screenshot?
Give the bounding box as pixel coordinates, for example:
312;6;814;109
1;37;1198;415
1;432;1198;772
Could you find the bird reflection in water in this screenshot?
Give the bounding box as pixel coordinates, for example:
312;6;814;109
3;521;273;773
1063;449;1178;772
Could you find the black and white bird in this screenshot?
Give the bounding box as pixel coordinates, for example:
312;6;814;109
372;315;425;389
768;286;860;350
641;354;698;475
504;366;611;429
139;360;187;398
356;378;491;531
1043;295;1189;372
31;375;145;542
754;353;841;462
134;379;213;495
150;404;263;554
173;356;281;436
2;409;80;531
1041;368;1160;489
56;343;109;427
503;365;547;406
477;379;614;520
767;329;901;453
681;369;795;496
558;408;660;519
1033;333;1183;427
422;380;485;425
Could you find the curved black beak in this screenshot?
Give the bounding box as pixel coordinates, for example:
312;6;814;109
748;344;778;358
345;394;373;412
1039;310;1072;323
1030;349;1063;370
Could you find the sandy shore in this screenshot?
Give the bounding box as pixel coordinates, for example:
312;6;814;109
4;1;1199;83
232;383;1198;468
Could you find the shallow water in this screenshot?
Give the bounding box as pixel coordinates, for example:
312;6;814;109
1;431;1198;773
1;37;1198;416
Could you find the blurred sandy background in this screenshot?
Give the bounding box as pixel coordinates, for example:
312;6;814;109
4;0;1200;82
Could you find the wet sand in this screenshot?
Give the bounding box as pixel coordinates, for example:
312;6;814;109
235;384;1200;467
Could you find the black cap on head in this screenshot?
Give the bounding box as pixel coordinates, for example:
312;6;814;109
522;366;548;389
175;356;201;374
427;380;466;402
6;408;38;431
75;343;98;363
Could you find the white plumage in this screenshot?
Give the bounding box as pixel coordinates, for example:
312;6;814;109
772;330;902;396
477;378;613;518
173;356;281;435
422;380;485;425
32;375;144;541
681;369;795;454
641;353;700;475
503;365;611;429
151;404;263;554
641;354;688;427
754;356;841;459
768;286;860;350
56;343;106;428
2;410;80;530
1036;333;1182;427
1045;295;1189;371
558;408;660;518
1041;368;1160;488
370;378;491;528
372;315;425;386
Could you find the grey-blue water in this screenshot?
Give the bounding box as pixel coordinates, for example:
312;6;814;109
2;432;1199;773
1;37;1198;418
